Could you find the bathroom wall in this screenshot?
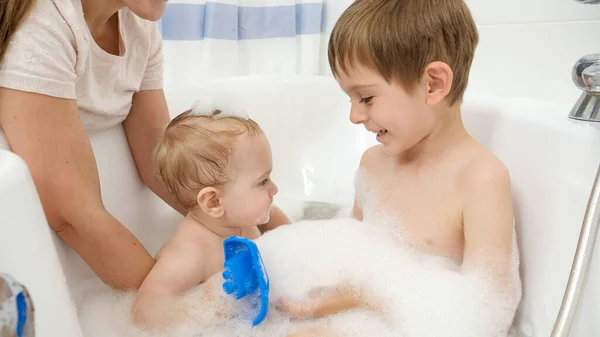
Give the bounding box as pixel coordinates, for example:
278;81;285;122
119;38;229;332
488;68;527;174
162;0;600;106
319;0;600;105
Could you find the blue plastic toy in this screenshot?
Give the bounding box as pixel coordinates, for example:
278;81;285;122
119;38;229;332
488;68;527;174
222;236;270;326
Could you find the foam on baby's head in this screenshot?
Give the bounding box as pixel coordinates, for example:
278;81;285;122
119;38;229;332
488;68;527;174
154;99;262;210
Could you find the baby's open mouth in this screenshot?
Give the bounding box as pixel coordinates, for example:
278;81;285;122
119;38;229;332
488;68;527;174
376;129;387;137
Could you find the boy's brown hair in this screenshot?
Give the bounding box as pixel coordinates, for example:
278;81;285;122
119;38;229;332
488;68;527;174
328;0;479;106
154;110;262;209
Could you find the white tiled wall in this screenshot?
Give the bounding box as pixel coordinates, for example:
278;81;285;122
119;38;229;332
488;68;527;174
320;0;600;105
323;0;600;31
465;0;600;24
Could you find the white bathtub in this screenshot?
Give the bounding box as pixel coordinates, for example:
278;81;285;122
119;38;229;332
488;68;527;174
0;74;599;336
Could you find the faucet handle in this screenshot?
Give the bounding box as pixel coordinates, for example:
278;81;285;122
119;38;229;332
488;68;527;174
583;64;600;94
572;53;600;90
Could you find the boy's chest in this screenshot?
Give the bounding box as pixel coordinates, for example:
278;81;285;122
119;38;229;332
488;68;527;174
360;171;465;263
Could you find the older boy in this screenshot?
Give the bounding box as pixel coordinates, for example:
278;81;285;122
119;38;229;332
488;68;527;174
279;0;521;329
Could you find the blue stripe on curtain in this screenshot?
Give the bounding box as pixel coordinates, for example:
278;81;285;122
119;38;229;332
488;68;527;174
159;2;323;40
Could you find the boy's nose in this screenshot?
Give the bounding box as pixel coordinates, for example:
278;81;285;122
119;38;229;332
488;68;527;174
349;105;367;124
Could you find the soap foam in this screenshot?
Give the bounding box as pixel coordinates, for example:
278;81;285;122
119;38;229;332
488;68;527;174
78;216;519;337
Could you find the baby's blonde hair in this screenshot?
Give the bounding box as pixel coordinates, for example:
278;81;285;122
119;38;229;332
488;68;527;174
328;0;479;106
154;109;262;209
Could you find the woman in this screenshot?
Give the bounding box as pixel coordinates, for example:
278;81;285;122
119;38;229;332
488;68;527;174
0;0;290;291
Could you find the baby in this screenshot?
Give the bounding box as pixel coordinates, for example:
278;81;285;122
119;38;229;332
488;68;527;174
130;101;282;328
278;0;521;331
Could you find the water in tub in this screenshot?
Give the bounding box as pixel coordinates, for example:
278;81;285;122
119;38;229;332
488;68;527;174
77;198;520;337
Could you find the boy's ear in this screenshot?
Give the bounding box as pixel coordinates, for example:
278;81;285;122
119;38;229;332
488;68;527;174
196;187;225;218
423;61;453;106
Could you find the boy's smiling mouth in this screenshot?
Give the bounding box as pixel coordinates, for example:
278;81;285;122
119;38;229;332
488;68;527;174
376;129;387;142
366;128;388;142
376;129;387;137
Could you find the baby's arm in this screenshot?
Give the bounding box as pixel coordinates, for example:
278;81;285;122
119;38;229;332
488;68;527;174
260;204;293;233
276;284;379;319
461;157;518;296
131;241;208;327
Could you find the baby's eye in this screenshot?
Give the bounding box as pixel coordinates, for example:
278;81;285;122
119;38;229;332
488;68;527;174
259;178;269;186
359;96;373;104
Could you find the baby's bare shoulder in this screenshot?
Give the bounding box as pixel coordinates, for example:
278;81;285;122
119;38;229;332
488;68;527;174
157;221;216;260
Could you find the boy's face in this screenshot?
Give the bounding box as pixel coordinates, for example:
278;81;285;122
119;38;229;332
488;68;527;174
220;133;278;227
336;63;436;156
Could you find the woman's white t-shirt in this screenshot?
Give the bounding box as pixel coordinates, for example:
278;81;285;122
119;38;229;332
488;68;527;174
0;0;164;131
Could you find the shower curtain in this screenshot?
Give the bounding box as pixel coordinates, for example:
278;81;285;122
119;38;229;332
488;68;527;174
159;0;324;88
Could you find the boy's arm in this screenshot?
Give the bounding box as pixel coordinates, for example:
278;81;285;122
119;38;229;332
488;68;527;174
352;201;363;221
462;161;517;293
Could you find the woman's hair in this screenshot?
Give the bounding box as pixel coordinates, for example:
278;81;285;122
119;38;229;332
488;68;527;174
0;0;35;62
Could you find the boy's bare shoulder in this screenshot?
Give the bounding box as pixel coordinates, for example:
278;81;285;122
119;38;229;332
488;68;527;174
358;145;390;174
460;143;511;192
459;142;515;281
458;141;513;236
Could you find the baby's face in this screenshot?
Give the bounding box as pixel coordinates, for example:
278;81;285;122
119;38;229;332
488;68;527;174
336;63;436;156
220;133;278;228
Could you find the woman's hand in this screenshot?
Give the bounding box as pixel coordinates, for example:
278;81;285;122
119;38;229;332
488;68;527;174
0;88;155;290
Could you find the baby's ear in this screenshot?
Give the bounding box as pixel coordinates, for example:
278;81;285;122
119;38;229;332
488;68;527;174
423;61;453;106
197;187;225;218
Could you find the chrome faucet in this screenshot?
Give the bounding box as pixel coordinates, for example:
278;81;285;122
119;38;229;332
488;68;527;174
552;3;600;337
569;0;600;121
569;54;600;122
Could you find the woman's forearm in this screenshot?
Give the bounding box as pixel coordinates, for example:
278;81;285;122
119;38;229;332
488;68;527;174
144;175;187;215
57;208;155;290
0;88;155;290
124;89;187;216
129;138;187;215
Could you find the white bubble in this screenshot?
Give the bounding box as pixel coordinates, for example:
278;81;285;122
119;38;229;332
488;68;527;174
78;211;520;337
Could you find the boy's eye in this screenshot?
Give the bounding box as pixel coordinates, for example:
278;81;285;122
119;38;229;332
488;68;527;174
359;96;373;104
259;178;269;186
